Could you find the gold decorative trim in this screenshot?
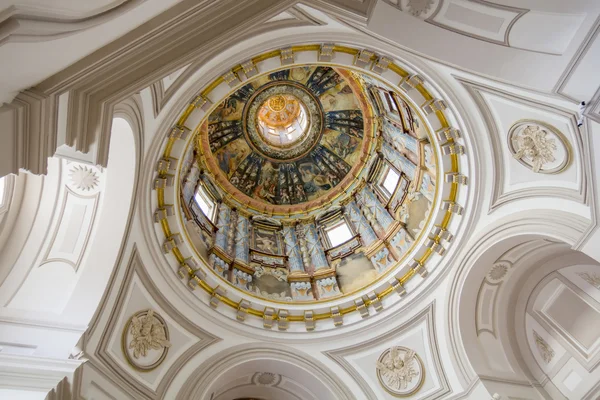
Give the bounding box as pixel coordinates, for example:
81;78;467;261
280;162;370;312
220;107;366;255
155;44;464;327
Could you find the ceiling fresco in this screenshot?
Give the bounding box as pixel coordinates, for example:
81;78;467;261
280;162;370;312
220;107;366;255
198;66;373;210
178;60;442;304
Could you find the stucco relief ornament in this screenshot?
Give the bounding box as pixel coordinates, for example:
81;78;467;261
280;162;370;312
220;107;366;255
122;309;171;371
376;346;425;396
405;0;435;16
512;125;556;172
577;272;600;290
533;330;554;364
508;121;571;174
251;372;282;387
69;165;100;191
488;263;508;281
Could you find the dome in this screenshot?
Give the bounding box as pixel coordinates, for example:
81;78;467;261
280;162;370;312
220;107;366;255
178;62;440;303
200;66;373;211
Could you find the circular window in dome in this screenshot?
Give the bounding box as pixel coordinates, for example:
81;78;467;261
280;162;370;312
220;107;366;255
243;81;324;163
257;94;309;148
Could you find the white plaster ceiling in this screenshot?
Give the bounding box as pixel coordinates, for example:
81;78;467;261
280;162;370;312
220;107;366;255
0;0;181;105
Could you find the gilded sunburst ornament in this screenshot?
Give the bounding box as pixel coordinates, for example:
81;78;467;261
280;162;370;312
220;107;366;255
69;165;99;191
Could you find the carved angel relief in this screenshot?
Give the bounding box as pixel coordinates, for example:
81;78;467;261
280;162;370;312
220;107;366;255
122;309;171;371
376;346;424;396
508;121;571;174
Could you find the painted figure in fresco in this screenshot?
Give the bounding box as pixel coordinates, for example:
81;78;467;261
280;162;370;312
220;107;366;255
252;162;278;203
231;83;254;103
321;93;337;109
254;175;278;203
330;132;359;160
269;70;289;81
213;97;240;120
307;67;343;96
216;140;250;177
290;66;310;82
255;231;279;254
299;163;333;196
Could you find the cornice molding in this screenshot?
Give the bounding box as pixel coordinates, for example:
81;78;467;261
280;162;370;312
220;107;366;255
0;353;83;393
0;1;144;45
1;0;296;176
89;245;220;400
325;301;452;400
457;76;591;212
176;342;356;400
445;210;589;386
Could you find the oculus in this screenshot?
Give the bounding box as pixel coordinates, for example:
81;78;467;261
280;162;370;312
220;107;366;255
376;346;425;396
200;66;368;208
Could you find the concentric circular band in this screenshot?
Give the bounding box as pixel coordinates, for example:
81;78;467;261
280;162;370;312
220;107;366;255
244;81;324;161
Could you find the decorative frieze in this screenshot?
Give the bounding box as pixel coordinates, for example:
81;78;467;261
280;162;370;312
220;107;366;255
430;225;453;242
187;268;206;290
153;175;175;189
354;49;374;68
263;307;276;329
241;60;258;78
304;310;316;331
444;172;468;185
278;309;289;331
390;278;407;296
191;95;212;111
372;56;391;74
399;74;424;92
436;127;461;142
422;98;447;114
331;306;343;326
441;143;465;155
280;47;294;65
237;299;251;321
168;125;190;140
222;70;240;87
153;205;174;222
426;238;446;255
354;298;370;318
411;260;428;278
442;200;464;215
210;286;226;308
318;43;335;61
163;233;183;253
157;157;177;173
364;292;383;312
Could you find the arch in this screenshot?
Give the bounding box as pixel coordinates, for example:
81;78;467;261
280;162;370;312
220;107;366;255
447;207;596;397
175;343;355;400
